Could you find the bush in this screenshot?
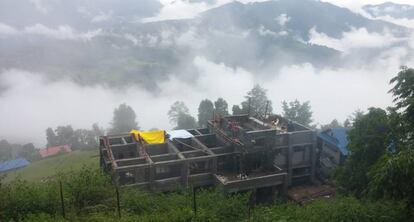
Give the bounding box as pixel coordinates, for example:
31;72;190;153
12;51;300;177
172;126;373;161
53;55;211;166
252;197;408;222
60;166;115;214
0;179;59;221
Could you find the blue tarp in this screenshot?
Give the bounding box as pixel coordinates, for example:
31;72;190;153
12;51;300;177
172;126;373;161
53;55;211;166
318;128;349;156
167;130;194;140
0;158;30;172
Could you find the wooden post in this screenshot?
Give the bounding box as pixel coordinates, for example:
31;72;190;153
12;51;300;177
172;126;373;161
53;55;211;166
59;181;65;219
192;186;197;215
116;185;121;218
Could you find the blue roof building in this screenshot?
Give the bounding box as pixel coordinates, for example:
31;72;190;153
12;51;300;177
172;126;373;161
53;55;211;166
0;158;30;173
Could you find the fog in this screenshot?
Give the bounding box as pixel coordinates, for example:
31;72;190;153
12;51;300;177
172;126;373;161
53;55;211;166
1;0;414;147
1;46;412;146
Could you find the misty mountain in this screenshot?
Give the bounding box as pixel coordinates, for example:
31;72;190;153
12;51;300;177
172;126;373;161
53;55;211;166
363;2;414;19
0;0;411;90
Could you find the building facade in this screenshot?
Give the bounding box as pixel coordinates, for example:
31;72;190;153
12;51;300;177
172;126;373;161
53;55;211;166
99;114;317;200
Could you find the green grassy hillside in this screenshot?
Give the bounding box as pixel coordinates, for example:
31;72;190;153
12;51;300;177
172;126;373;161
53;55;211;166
2;149;99;183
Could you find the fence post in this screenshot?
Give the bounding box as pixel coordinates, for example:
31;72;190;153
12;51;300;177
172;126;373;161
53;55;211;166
116;185;121;218
192;186;197;215
59;181;66;219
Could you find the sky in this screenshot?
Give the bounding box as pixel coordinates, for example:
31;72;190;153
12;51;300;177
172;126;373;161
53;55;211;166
1;0;414;147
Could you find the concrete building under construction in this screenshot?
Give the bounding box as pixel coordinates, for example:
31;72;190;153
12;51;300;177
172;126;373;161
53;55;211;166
99;114;317;200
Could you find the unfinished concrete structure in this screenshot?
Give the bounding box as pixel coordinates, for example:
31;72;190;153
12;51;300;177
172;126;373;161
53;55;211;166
99;114;317;199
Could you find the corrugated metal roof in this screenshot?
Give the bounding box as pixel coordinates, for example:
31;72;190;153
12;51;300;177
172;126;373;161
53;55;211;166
0;158;30;172
39;144;72;158
318;128;349;156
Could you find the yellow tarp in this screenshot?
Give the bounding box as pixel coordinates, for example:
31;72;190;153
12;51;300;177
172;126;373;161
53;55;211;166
130;129;165;144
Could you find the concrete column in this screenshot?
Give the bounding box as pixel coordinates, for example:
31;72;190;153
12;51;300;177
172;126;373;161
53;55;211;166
212;157;218;174
134;168;140;184
149;165;155;191
310;132;317;184
287;134;293;186
182;161;189;188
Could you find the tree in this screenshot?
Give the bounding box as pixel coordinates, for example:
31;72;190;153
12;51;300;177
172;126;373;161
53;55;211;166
232;105;243;115
241;85;273;118
198;99;214;127
343;119;351;128
168;101;190;125
46;128;58;147
55;125;75;146
92;123;104;141
214;98;229;116
18;143;40;161
111;103;139;134
282;100;313;126
0;140;12;161
365;67;414;208
335;108;390;197
367;148;414;208
389;66;414;142
168;101;197;129
320;119;342;131
175;113;197;130
73;129;96;150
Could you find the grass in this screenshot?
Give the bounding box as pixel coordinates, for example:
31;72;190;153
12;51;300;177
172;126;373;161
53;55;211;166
2;149;99;183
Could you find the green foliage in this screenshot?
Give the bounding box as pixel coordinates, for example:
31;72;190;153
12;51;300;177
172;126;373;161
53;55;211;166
169;101;197;129
252;197;407;222
19;143;41;161
282;99;313;126
241;84;273;118
0;179;59;221
168;101;190;124
335;108;390;196
232;105;243;115
60;166;114;214
3;150;99;183
46;127;59;147
175;113;197;130
55;125;76;147
121;188;191;215
110;103;139;134
389;66;414;140
115;187;250;222
46;124;102;150
214;98;229;116
0;139;12;161
368;148;414;207
198;99;214;127
320;119;342;131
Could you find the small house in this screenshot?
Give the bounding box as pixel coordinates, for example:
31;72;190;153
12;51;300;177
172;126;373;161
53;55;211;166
39;145;72;158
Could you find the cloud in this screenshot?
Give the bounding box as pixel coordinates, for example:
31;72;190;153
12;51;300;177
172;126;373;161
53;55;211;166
308;27;401;52
23;24;102;41
1;45;410;147
0;22;102;41
142;0;213;22
29;0;50;14
0;23;18;35
91;11;113;23
124;34;139;46
258;25;288;37
276;14;290;26
366;14;414;29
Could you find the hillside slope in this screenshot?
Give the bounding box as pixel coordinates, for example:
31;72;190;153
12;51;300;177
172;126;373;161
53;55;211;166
2;149;99;183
